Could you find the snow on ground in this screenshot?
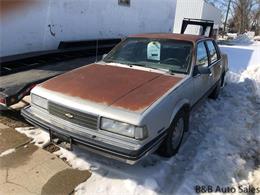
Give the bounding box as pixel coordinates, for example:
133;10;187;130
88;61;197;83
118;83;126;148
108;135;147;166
229;34;254;45
16;126;50;148
16;42;260;195
0;148;16;157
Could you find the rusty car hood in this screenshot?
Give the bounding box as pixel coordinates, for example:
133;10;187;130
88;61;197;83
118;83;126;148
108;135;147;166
40;64;182;112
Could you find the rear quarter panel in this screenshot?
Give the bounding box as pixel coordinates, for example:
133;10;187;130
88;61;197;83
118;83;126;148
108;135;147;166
221;53;229;73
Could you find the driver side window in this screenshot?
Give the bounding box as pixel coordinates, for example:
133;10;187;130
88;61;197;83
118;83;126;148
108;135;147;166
196;42;208;66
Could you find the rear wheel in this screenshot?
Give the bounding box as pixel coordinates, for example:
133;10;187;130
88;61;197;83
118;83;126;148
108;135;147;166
209;73;225;99
221;72;226;88
159;110;186;157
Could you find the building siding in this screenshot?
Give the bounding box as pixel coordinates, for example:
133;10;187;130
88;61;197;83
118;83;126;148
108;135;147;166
0;0;177;57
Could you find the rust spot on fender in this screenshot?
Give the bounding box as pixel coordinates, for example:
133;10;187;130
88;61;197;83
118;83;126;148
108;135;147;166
41;64;182;112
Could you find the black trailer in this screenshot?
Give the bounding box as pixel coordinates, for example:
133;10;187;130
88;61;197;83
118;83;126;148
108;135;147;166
0;38;121;107
181;18;215;37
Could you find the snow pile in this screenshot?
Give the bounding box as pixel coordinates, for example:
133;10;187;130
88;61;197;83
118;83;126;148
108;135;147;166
53;147;92;171
220;43;260;96
231;34;254;45
15;43;260;195
240;44;260;101
0;148;16;157
227;33;238;40
254;36;260;41
242;65;260;102
15;127;50;148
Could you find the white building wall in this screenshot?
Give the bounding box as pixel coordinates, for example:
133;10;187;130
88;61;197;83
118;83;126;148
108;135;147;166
0;1;50;57
173;0;222;35
0;0;177;57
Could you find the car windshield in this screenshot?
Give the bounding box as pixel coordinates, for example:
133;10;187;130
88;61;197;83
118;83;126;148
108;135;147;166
103;38;193;74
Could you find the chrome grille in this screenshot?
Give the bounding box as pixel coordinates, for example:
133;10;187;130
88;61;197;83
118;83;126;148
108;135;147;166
48;102;98;130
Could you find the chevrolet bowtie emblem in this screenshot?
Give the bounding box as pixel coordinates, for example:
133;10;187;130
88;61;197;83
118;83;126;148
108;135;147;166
65;113;74;119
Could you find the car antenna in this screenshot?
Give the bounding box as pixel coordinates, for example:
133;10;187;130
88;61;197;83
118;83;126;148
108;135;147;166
95;39;99;62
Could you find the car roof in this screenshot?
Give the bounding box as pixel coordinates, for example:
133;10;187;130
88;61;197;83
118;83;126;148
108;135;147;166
128;33;208;44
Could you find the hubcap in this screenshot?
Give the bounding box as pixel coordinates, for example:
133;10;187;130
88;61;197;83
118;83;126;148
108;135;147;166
171;118;184;149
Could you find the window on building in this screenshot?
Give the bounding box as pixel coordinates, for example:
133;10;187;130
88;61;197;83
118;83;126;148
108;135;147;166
118;0;130;6
196;42;208;66
206;41;218;63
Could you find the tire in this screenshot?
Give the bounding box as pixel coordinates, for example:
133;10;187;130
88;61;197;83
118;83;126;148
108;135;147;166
209;74;223;99
159;109;187;157
221;72;226;88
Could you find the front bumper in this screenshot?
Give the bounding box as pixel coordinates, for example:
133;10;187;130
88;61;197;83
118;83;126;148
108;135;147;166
22;106;166;164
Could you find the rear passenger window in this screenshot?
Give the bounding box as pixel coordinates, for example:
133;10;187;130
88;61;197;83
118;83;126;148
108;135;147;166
196;42;208;66
206;41;218;63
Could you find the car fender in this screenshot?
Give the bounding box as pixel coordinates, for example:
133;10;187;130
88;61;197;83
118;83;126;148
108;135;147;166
168;98;190;129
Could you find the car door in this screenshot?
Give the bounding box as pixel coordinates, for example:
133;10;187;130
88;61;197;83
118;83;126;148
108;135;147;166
205;40;222;87
192;41;211;103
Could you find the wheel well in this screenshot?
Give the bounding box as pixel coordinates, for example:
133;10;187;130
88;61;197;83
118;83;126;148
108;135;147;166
221;71;226;87
182;104;190;113
169;103;190;132
179;104;190;132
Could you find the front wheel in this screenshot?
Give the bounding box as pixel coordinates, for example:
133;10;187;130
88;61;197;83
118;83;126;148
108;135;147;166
159;110;186;157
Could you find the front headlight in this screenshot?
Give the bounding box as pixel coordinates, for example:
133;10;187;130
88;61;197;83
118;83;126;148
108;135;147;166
100;117;148;140
31;94;48;109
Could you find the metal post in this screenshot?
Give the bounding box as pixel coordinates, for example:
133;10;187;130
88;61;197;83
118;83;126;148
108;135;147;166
224;0;232;32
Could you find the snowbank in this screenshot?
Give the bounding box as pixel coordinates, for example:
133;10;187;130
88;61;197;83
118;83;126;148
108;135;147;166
254;36;260;41
227;33;238;39
240;44;260;101
230;34;254;45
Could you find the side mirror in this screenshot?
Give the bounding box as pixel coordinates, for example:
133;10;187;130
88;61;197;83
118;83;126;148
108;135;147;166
102;54;107;60
193;65;211;76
